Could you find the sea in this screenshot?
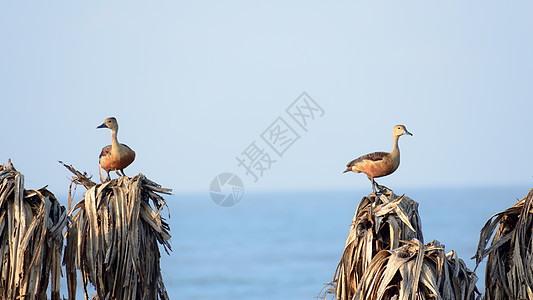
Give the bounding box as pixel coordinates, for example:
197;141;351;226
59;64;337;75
66;186;529;299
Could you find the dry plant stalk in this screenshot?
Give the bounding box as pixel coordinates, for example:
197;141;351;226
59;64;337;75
0;160;67;300
355;239;480;300
61;162;172;300
474;188;533;299
330;188;424;300
327;188;479;300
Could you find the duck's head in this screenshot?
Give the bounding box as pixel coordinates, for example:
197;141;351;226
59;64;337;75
393;124;412;137
97;117;119;131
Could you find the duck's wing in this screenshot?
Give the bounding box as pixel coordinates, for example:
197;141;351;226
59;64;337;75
99;145;112;161
346;151;389;167
119;144;136;165
120;143;135;153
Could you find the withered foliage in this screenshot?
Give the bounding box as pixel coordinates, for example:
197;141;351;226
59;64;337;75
327;188;479;300
0;161;67;300
474;188;533;299
61;162;172;300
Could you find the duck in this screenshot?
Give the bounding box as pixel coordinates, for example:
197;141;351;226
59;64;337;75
97;117;136;182
344;125;412;195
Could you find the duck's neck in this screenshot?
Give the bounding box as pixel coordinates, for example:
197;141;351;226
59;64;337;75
111;129;120;150
391;135;400;157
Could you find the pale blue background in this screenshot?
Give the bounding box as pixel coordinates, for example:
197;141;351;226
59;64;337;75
2;2;533;298
2;1;533;194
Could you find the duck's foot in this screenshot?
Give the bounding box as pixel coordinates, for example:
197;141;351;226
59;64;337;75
115;169;128;177
376;184;387;194
371;179;388;196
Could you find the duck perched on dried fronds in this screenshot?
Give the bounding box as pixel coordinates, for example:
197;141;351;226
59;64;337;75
344;125;412;195
97;117;136;182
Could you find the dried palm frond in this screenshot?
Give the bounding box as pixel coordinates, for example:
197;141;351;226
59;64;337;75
330;188;424;300
473;188;533;299
355;239;480;300
0;160;67;300
61;162;172;300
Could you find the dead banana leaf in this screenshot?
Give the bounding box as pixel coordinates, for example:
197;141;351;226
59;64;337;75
473;188;533;299
325;187;480;300
0;160;67;300
328;187;424;300
355;239;480;300
62;162;172;300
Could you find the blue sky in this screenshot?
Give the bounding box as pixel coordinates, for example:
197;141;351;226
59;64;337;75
1;1;532;196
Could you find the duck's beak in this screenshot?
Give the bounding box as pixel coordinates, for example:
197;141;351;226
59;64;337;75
97;123;108;129
404;129;413;136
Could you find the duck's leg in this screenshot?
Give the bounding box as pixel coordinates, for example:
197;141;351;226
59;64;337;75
374;179;381;195
106;171;111;182
368;177;377;195
373;179;384;194
99;165;105;183
115;170;121;177
372;178;387;195
119;169;126;177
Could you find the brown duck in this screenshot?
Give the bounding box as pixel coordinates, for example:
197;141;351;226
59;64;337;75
344;125;412;194
97;117;136;182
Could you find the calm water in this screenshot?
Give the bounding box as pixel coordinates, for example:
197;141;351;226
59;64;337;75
63;186;528;299
158;186;527;299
